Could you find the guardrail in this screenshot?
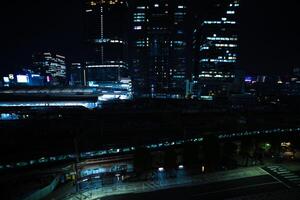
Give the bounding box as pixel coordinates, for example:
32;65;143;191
22;176;60;200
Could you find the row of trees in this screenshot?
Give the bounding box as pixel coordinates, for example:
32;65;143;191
133;135;242;178
132;135;285;178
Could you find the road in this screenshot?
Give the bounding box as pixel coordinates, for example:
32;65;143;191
101;175;288;200
55;166;300;200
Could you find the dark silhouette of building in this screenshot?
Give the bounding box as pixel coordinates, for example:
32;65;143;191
69;63;84;86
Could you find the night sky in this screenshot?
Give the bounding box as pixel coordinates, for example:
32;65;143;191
0;0;299;76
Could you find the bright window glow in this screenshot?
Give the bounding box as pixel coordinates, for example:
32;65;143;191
227;10;235;14
178;165;184;169
3;77;9;83
134;26;142;30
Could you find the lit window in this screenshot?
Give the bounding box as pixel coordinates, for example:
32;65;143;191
227;11;235;14
134;26;142;30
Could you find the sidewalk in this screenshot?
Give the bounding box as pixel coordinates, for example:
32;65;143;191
62;167;267;200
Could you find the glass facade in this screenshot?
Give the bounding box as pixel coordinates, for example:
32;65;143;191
130;0;190;98
85;0;130;85
32;52;67;86
192;0;240;97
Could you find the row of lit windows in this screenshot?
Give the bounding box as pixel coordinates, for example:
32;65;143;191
206;36;238;41
201;71;233;75
200;46;209;51
229;3;240;7
94;38;126;44
215;44;238;48
137;6;145;9
134;13;145;16
203;20;236;25
200;58;237;63
199;74;235;78
86;65;127;68
226;10;235;14
134;25;142;30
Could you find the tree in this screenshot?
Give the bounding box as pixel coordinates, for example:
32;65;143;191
240;138;254;166
182;142;200;167
221;142;238;169
203;134;220;172
133;147;153;179
164;148;178;177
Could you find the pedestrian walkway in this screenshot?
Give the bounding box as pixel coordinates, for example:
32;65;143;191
264;165;300;187
63;167;268;200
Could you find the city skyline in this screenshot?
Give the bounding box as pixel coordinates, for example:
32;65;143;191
1;1;300;199
0;0;299;76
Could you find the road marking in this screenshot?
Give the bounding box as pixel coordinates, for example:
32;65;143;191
191;181;281;198
283;175;298;178
260;168;291;189
277;170;290;173
277;172;291;175
289;178;300;181
144;182;160;190
268;166;279;169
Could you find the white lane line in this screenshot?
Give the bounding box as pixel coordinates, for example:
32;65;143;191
284;175;298;178
191;181;281;198
278;171;291;174
260;168;291;189
289;178;300;181
268;166;280;169
277;170;290;172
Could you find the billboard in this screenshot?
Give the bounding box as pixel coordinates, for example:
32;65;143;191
16;75;29;83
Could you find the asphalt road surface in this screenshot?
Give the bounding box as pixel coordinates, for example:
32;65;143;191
101;175;289;200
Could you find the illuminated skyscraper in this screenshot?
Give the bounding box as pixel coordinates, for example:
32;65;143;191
130;0;190;98
85;0;130;87
32;52;67;86
192;0;241;98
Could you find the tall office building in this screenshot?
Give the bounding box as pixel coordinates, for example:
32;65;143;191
130;0;190;98
192;0;240;98
69;63;84;86
32;52;67;86
85;0;130;87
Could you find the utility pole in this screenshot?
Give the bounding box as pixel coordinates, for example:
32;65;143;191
74;136;80;193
